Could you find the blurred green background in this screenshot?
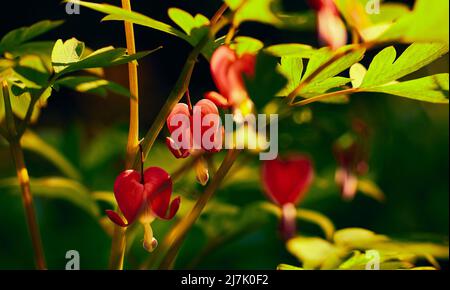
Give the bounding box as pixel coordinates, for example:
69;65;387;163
0;0;448;269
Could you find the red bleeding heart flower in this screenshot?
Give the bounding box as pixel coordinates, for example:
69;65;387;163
205;46;256;115
261;155;314;240
333;119;370;201
106;167;180;252
166;99;222;159
308;0;347;50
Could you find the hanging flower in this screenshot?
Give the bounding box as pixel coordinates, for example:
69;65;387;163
166;99;222;159
205;46;256;116
308;0;347;50
106;167;180;252
333;119;370;201
261;155;314;240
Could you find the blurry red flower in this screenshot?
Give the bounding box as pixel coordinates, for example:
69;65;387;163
308;0;347;50
205;46;256;115
333;119;370;200
261;155;314;240
106;167;180;252
166;99;222;159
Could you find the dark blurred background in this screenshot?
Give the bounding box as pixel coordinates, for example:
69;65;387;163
0;0;448;269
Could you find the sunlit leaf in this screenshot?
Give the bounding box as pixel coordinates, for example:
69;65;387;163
277;56;302;96
230;36;264;56
277;264;304;270
73;1;188;41
378;0;449;44
357;178;385;202
334;228;389;248
287;236;344;269
297;209;335;241
51;38;154;75
349;63;367;89
0;177;99;218
361;43;449;88
21;130;82;180
0;20;63;54
56;76;130;97
225;0;282;26
265;43;315;58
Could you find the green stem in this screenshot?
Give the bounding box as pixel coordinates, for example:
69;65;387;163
134;15;228;169
2;81;46;270
16;75;57;138
108;0;139;270
291;88;360;106
158;149;240;269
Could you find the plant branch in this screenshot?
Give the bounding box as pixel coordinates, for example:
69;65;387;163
108;0;139;270
158;149;240;269
291;88;360;107
2;81;46;270
122;0;140;170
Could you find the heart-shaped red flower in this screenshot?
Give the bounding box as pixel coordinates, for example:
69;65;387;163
166;99;222;159
106;167;180;227
261;155;314;206
261;155;314;240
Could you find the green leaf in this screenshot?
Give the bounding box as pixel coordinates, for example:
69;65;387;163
51;38;154;75
56;76;130;97
287;237;343;269
365;74;449;104
73;1;188;41
6;41;54;58
334;228;389;249
301;46;366;85
297;209;336;241
335;0;449;44
378;0;449;44
349;63;367;89
168;8;209;38
338;250;414;270
21;130;82;180
1;84;52;122
0;176;99;218
225;0;282;26
277;56;302;96
265;43;315;58
277;264;304;270
357;178;386;202
230;36;264;56
288;46;364;103
259;202;335;241
360;43;449;88
51;38;85;73
167;8;220;59
0;20;63;54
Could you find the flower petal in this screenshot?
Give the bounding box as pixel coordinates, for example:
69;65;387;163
113;170;145;225
142;167;178;219
166;137;191;159
226;54;256;106
317;7;347;50
105;210;128;227
204;91;230;108
162;196;181;220
211;46;237;100
261;155;314;206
